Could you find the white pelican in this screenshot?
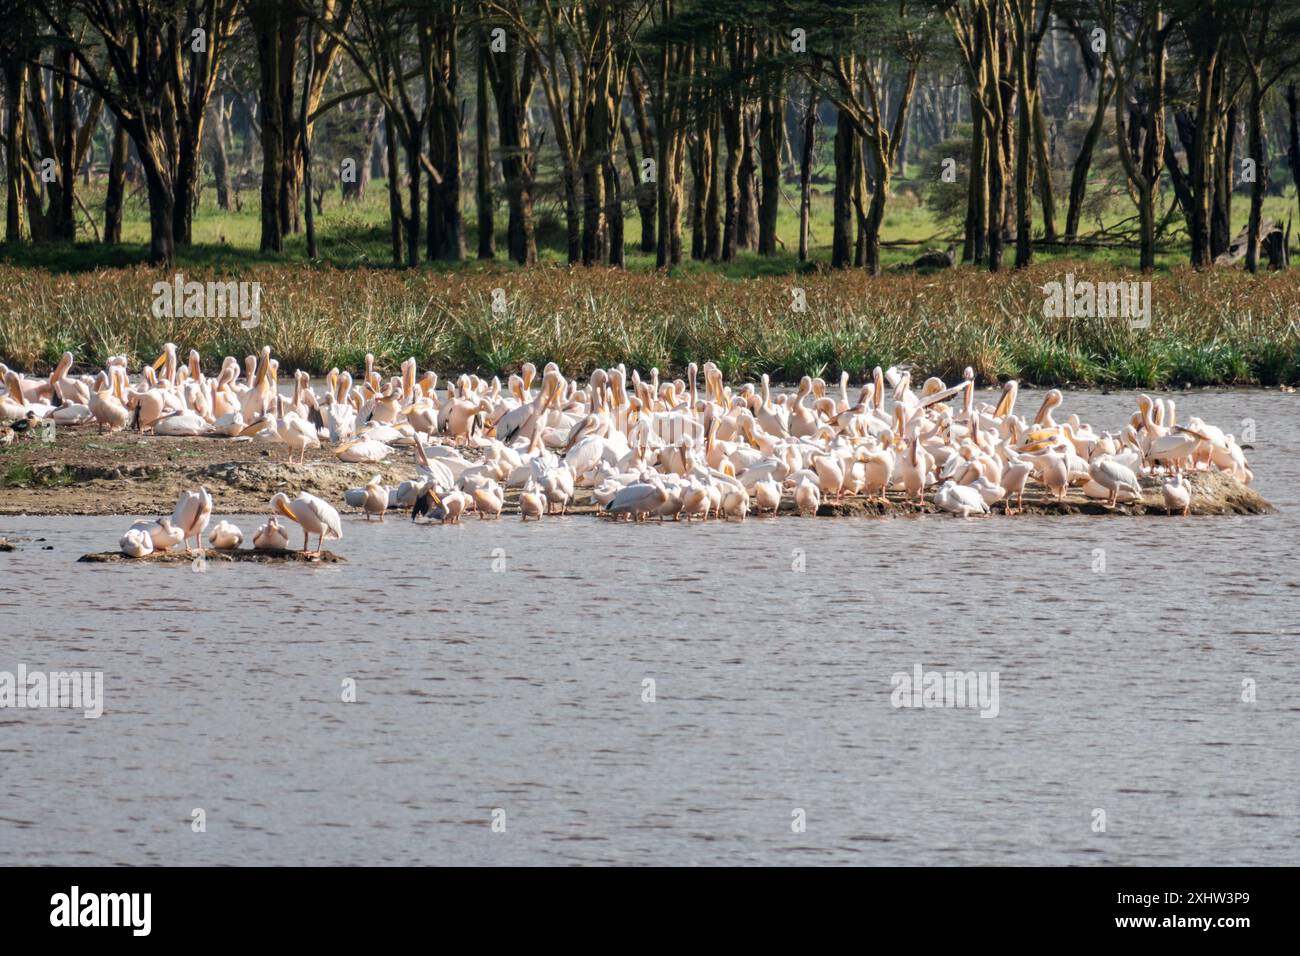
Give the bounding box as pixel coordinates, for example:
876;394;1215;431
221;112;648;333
999;460;1032;515
276;408;320;464
336;435;392;463
440;490;469;523
1088;457;1143;508
253;516;290;550
753;477;782;514
153;409;211;436
520;479;545;521
208;520;244;549
135;516;184;552
935;479;989;517
1162;474;1191;516
88;368;131;433
467;479;504;519
792;475;821;516
721;486;750;521
270;492;342;552
171;488;213;550
362;474;388;521
119;527;154;558
604;478;668;521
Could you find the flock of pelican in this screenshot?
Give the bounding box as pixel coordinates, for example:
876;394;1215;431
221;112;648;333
117;486;341;558
0;347;1257;555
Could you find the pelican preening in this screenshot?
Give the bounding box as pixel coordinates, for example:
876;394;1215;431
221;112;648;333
51;350;1252;539
271;492;343;554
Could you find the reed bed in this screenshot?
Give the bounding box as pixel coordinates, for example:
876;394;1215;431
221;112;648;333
2;263;1298;386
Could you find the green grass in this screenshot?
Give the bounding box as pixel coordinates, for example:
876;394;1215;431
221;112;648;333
0;459;73;489
8;170;1296;276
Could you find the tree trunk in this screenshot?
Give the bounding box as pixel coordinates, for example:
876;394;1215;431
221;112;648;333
628;73;656;253
1065;75;1110;241
1245;90;1265;273
384;112;404;264
757;69;784;256
964;105;987;264
250;0;286;252
476;31;495;259
405;125;422;269
103;114;129;243
488;45;537;265
831;111;855;269
3;62;27;242
142;161;175;267
606;154;624;268
738;107;758;249
1033;88;1056;243
210;98;232;212
864;150;888;276
721;94;741;260
798;93;816;262
300;27;317;260
428;99;465;262
52;47;77;240
563;164;581;264
583;113;609;265
704;111;721;260
987;127;1005;272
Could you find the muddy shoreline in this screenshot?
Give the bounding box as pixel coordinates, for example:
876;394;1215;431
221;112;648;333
0;430;1276;519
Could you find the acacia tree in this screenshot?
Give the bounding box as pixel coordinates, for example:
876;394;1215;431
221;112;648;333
1101;0;1170;273
946;0;1015;270
40;0;238;264
486;0;645;265
805;0;934;273
651;1;694;268
1;3;103;243
249;0;353;253
482;11;540;265
1009;0;1053;267
323;0;463;266
1229;0;1300;271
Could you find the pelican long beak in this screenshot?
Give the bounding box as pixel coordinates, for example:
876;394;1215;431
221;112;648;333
272;497;299;524
993;382;1016;419
152;352;168;371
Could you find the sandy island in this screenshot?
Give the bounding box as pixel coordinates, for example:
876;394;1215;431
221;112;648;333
0;431;1275;520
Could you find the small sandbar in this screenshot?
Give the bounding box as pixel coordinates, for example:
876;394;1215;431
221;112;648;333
78;548;344;564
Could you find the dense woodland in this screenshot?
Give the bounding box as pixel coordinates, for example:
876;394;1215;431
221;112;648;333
5;0;1300;276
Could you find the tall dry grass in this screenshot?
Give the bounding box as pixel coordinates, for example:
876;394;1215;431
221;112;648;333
2;263;1297;386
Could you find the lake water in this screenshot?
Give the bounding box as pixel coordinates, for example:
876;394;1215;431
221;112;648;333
1;390;1297;865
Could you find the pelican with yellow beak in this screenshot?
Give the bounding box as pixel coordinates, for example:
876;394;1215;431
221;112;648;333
271;491;342;553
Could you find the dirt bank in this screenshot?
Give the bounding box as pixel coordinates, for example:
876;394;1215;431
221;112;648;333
0;429;1276;519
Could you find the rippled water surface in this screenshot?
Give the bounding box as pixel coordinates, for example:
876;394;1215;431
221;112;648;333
1;390;1297;865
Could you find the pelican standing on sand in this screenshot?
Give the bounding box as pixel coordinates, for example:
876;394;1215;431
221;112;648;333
270;492;342;553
